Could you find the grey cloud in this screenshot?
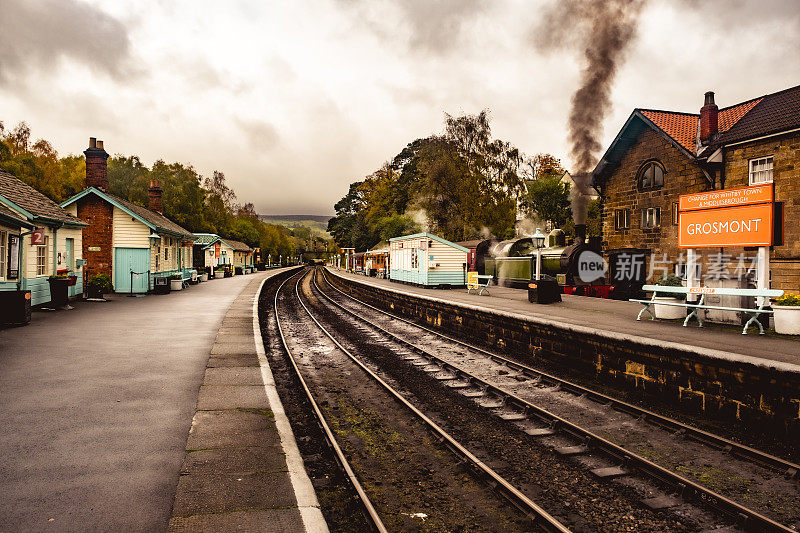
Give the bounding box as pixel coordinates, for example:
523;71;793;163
336;0;488;55
235;118;280;153
0;0;133;86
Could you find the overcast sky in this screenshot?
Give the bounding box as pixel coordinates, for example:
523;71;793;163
1;0;798;215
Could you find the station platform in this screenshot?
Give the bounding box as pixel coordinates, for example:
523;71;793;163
329;269;800;370
0;268;326;533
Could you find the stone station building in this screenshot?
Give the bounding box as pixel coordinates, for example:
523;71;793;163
592;85;800;294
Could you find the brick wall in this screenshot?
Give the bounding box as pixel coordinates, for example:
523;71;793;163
601;128;711;271
76;196;113;280
601;127;800;294
328;270;800;435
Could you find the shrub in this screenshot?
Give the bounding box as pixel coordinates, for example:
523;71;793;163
87;274;113;294
654;274;685;300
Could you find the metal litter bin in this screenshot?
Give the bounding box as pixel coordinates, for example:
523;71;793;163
153;276;171;294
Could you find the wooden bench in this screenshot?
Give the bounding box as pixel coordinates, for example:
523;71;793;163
631;285;784;335
467;274;494;296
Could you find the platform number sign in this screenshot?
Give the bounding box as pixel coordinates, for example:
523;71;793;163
31;228;45;246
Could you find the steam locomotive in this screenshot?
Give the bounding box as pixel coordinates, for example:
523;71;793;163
475;225;615;298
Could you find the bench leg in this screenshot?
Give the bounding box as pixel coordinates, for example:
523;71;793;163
742;313;765;335
683;308;702;328
637;304;654;321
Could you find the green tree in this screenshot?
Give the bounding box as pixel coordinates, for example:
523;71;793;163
522;174;571;228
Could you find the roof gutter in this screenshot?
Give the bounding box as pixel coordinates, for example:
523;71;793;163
722;126;800;148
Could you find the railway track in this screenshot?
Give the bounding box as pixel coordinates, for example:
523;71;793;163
315;267;800;532
272;268;569;532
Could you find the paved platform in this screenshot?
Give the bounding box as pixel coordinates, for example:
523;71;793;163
0;269;321;532
329;269;800;369
170;270;327;532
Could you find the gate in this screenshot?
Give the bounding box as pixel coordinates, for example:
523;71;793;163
114;248;150;293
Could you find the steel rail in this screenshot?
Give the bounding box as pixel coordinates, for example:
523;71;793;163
320;268;800;478
296;269;572;533
315;268;795;533
273;270;388;533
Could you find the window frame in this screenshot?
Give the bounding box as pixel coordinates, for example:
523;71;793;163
636;160;666;191
748;156;773;185
36;236;49;276
641;207;661;229
672;202;679;226
614;208;631;230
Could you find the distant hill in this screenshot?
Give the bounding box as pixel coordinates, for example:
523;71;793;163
259;214;332;237
260;215;332;223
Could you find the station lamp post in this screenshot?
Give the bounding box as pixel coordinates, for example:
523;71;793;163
532;228;546;280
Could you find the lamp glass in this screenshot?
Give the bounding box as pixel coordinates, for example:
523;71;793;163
532;228;546;249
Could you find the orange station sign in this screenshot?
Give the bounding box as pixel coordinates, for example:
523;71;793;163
678;184;773;248
679;183;773;211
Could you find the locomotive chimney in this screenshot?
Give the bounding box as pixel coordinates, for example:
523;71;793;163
84;136;109;191
699;91;719;144
574;224;587;245
148;179;163;214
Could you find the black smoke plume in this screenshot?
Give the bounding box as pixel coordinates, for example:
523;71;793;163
533;0;645;224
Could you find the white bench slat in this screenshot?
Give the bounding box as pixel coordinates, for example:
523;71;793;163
641;285;783;298
630;299;773;314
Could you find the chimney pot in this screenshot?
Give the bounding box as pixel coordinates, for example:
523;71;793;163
700;91;719;144
84;137;109;190
148;180;163;214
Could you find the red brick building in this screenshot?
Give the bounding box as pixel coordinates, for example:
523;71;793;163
592;85;800;294
61;138;194;293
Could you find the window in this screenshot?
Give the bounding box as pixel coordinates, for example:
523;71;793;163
165;246;169;261
36;236;49;276
614;209;630;230
0;231;6;280
672;202;679;226
641;207;661;228
749;156;773;184
156;246;160;270
637;160;665;190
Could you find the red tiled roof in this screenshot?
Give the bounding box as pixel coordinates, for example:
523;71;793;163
639;110;697;153
640;98;763;155
719;98;761;131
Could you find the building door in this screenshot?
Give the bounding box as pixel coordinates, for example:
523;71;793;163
114;247;150;293
65;238;74;270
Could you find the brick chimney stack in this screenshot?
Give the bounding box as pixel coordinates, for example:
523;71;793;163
84;137;109;190
148;179;163;214
699;91;719;144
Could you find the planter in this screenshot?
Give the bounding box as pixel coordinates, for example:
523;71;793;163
773;306;800;335
86;286;105;299
47;277;71;308
170;279;184;291
200;273;209;282
653;296;686;319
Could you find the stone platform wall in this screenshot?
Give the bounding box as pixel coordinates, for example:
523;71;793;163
327;270;800;436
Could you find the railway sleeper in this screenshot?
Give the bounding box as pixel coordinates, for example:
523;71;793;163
641;494;683;510
590;465;630;479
